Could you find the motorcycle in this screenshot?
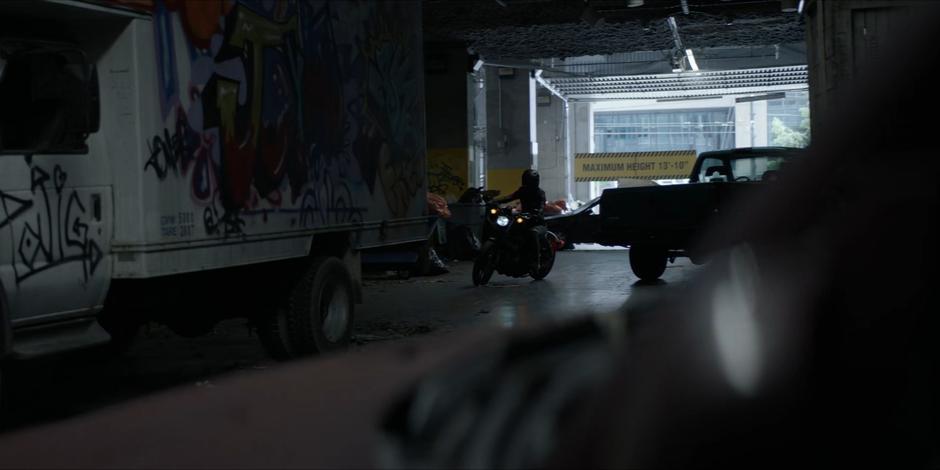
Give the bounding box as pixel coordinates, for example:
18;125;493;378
472;203;564;286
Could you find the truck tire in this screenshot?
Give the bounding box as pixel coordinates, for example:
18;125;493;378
287;257;355;355
629;245;667;281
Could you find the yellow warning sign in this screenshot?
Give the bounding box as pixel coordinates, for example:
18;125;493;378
574;150;697;181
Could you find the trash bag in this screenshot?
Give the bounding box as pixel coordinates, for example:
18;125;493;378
427;193;451;218
426;247;449;275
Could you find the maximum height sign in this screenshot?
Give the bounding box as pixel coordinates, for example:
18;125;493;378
575;150;697;181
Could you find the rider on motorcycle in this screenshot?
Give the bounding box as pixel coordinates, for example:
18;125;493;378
493;169;547;272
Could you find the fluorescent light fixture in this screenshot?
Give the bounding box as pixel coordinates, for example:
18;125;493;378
735;92;786;103
473;59;485;72
685;48;699;71
627;0;644;6
657;95;723;102
797;0;805;14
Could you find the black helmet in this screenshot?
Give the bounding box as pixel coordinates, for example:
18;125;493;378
521;169;540;188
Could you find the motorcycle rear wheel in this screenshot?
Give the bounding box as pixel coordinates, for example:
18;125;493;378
530;239;556;280
472;241;496;286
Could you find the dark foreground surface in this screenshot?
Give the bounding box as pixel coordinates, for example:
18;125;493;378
0;249;696;433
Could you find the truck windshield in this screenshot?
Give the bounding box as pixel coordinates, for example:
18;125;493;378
0;42;97;154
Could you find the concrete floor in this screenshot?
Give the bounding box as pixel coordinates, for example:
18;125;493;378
358;248;695;335
0;249;697;433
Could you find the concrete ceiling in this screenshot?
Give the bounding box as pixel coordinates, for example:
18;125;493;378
424;0;805;61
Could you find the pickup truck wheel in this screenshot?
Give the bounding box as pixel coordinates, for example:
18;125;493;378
287;257;354;355
629;245;667;281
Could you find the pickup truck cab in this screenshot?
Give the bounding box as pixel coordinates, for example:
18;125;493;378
598;147;803;281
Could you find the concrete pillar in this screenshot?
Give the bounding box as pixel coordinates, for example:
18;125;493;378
804;0;924;139
534;91;568;203
425;44;470;202
567;101;594;204
735;101;753;148
484;67;537;197
753;100;769;146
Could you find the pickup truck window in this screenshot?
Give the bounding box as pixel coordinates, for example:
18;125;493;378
730;155;788;181
699;157;729;182
0;44;98;155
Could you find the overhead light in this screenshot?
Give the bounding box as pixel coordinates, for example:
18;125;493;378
627;0;644;6
657;95;723;102
685;48;699;71
473;59;485;72
797;0;805;14
735;92;786;103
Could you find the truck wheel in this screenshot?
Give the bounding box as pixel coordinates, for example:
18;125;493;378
629;245;667;281
287;257;355;355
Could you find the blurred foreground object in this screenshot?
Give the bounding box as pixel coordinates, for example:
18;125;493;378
1;2;939;469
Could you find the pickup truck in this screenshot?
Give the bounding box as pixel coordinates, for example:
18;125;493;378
596;147;802;281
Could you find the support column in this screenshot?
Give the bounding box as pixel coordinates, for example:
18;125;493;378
534;90;567;202
567;101;593;204
425;43;471;202
484;67;537;197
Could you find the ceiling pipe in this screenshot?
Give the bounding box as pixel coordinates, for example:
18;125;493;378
534;69;569;102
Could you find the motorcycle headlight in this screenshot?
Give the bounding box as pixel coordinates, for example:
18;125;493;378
496;215;510;227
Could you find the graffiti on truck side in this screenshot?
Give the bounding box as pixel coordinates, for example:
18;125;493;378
0;162;103;285
143;0;425;238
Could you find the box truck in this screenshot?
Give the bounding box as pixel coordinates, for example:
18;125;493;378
0;0;429;384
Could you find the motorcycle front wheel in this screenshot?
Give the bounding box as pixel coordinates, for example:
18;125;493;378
472;241;497;286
